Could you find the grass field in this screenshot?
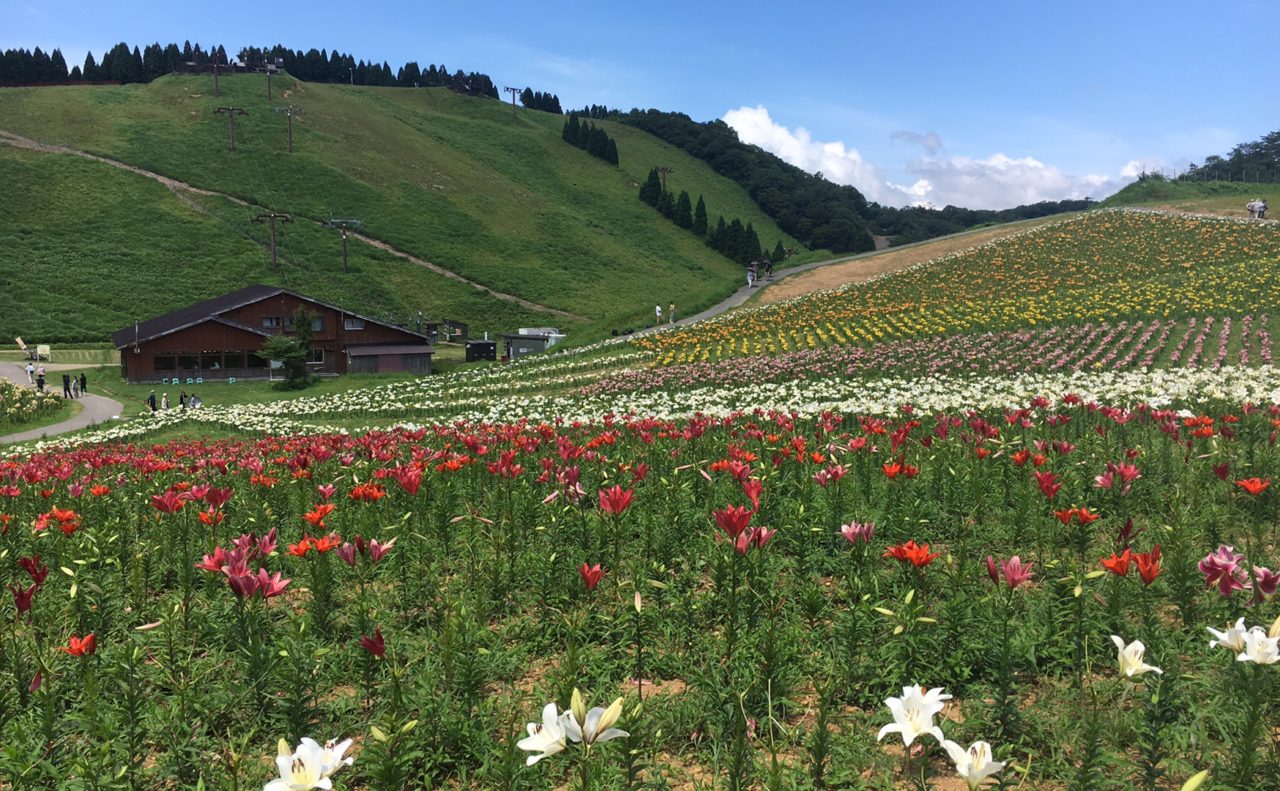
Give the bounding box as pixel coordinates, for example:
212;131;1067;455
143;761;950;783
0;74;804;344
1104;178;1279;218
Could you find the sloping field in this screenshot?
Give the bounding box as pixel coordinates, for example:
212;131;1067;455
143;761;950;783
0;73;802;341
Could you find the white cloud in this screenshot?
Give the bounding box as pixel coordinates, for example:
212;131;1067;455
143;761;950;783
723;105;1144;210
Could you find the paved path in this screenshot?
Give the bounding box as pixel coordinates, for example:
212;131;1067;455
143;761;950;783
0;363;124;445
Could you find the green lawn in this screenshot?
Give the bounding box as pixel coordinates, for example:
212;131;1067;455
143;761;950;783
1104;179;1279;218
0;74;807;344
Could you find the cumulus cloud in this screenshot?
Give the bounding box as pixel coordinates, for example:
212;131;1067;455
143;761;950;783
723;105;1142;210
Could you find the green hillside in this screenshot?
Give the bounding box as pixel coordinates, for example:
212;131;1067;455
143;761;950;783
0;73;803;343
1103;177;1278;217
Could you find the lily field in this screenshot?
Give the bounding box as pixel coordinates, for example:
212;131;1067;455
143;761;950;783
3;208;1280;790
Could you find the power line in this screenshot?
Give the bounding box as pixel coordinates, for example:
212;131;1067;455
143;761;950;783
213;106;248;151
325;219;363;273
273;105;304;153
657;166;674;192
503;86;520;120
253;212;293;269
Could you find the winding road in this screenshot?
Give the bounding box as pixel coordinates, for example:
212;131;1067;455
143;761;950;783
0;363;124;444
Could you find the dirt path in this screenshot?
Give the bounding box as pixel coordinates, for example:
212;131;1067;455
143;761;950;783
0;129;586;321
0;362;124;445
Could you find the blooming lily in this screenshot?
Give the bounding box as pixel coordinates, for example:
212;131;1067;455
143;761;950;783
876;685;951;746
1110;635;1161;678
1237;626;1280;665
941;739;1005;789
1208;618;1249;652
517;702;572;765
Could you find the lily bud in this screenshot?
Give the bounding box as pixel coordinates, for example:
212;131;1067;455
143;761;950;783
277;738;292;758
571;688;587;727
1270;614;1280;639
634;591;643;613
598;697;625;733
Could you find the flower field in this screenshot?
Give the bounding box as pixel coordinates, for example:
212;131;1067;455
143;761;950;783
634;210;1280;365
3;396;1280;789
6;207;1280;789
0;379;63;430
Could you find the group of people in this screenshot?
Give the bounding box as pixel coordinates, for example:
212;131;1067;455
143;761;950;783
1247;198;1269;219
23;362;86;398
146;390;201;413
655;302;676;326
747;259;774;288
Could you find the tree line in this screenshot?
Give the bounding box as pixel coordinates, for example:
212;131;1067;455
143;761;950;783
520;88;562;114
562;115;618;165
1178;129;1280;184
0;41;502;98
639;168;785;265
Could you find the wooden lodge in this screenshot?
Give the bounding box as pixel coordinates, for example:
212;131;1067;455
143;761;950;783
112;285;436;384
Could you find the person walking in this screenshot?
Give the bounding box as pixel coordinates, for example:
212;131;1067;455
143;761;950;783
161;393;170;410
669;302;675;324
70;376;79;399
1260;200;1269;220
146;391;157;413
79;372;87;394
655;304;663;326
24;362;34;384
36;373;45;392
180;390;188;410
62;374;72;398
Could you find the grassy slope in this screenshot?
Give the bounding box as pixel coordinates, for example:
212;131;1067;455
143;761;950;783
1104;179;1279;218
0;74;803;342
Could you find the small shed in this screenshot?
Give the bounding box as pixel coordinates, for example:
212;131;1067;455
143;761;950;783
501;334;551;362
518;327;566;349
443;320;469;343
465;340;496;362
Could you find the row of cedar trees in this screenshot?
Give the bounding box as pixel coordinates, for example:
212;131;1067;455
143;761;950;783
0;42;499;97
562;115;619;165
640;168;785;265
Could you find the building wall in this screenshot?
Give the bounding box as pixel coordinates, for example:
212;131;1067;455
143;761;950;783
122;322;269;382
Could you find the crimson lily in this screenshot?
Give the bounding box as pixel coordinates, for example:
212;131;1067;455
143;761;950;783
60;633;97;657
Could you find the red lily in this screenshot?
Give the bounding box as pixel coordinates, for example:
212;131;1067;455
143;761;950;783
713;505;754;539
150;489;185;515
579;562;604;591
359;627;387;659
1135;545;1162;586
60;633;97;657
597;485;634;516
1101;548;1133;576
1033;471;1062;500
10;583;36;615
303;503;337;527
1235;478;1271;496
17;555;48;586
884;540;940;568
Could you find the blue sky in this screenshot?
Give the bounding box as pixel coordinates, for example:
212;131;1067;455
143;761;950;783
5;0;1276;209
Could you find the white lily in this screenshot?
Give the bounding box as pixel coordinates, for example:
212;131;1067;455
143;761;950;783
264;738;332;791
296;738;354;779
1111;635;1162;678
942;739;1005;790
566;689;630;744
517;702;573;765
1236;626;1280;665
876;685;951;746
1207;618;1249;652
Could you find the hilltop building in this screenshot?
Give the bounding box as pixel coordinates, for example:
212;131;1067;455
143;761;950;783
112;285;435;384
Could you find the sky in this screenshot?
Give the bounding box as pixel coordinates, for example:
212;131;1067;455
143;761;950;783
4;0;1277;210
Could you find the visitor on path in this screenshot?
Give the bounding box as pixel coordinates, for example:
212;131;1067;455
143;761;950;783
765;259;774;280
79;372;86;394
1261;200;1269;220
24;362;34;384
36;373;45;392
655;304;663;326
1248;199;1259;219
180;391;188;409
36;364;45;382
69;377;79;398
147;391;156;413
669;302;675;324
189;394;202;409
62;374;71;398
161;393;170;411
747;267;754;289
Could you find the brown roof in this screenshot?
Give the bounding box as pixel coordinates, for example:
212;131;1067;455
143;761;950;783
112;285;432;349
346;344;435;356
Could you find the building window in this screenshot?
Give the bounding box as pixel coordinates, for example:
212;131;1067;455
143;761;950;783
201;352;223;371
262;317;281;329
312;317;324;332
282;317;295;332
177;354;199;370
309;348;325;364
246;353;268;369
344;317;365;330
154;355;176;372
224;351;247;369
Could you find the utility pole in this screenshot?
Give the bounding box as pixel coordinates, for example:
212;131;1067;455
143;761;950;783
503;86;519;120
266;67;273;100
253;212;293;269
212;59;220;97
657;166;674;192
326;219;363;273
273;105;303;153
214;107;247;151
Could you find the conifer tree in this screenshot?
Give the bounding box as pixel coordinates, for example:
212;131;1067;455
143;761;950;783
604;138;619;165
709;216;727;251
563;114;580;144
742;222;762;263
692;195;708;236
657;189;676;219
675;191;693;229
772;240;787;262
640;168;662;205
82;51;99;80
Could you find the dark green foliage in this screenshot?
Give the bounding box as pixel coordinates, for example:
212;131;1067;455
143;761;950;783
561;114;619;165
639;168;663;206
675;190;693;229
771;239;786;261
693;195;708;236
519;87;562;114
1179;128;1280;183
657;189;675;219
262;307;318;390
